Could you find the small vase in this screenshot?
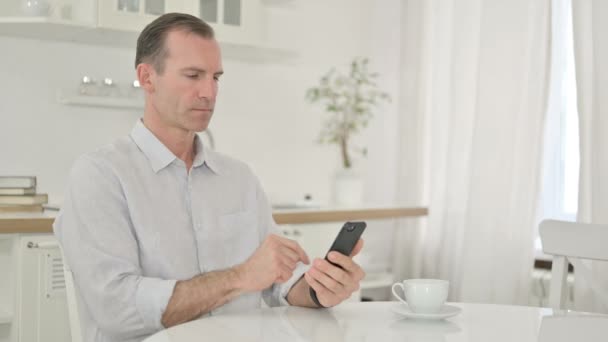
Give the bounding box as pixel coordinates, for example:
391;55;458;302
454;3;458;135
332;167;364;206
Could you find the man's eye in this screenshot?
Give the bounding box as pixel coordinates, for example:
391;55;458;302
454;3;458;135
213;76;220;82
186;74;198;79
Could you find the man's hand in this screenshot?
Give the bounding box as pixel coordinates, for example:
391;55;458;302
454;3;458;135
304;239;365;307
235;234;310;292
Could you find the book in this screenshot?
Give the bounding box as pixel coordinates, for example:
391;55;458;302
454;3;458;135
0;176;36;189
0;204;44;213
0;187;36;195
0;194;48;205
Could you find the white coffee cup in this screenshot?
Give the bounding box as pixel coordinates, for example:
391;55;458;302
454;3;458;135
392;279;449;314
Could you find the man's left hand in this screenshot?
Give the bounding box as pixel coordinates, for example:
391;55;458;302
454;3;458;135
303;239;365;307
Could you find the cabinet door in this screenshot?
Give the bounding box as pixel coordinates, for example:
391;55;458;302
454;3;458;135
196;0;263;44
18;235;70;342
0;235;17;342
97;0;190;31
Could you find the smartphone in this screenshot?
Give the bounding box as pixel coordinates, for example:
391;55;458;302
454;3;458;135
309;221;366;306
324;221;366;266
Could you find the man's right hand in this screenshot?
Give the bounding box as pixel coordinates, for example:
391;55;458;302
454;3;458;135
235;234;310;292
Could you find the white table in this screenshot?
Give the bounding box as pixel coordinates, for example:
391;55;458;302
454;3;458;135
144;302;608;342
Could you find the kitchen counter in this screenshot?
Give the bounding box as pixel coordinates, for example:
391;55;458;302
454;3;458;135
272;206;427;224
0;212;58;234
0;206;428;234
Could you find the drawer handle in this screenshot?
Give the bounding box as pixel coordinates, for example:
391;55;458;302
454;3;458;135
27;241;60;249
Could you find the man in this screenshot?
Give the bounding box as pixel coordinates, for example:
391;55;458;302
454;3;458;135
54;13;365;342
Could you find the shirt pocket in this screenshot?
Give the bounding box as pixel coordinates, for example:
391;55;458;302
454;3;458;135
218;210;259;265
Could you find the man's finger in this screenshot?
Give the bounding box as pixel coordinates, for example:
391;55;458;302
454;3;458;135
297;246;310;265
312;259;349;286
279;237;310;265
304;273;331;301
327;251;359;274
278;266;293;283
349;239;364;257
308;266;344;294
280;246;300;264
282;259;297;271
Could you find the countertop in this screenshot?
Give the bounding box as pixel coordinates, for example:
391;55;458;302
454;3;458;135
0;205;428;234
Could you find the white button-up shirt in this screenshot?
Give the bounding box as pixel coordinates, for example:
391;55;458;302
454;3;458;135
54;120;307;342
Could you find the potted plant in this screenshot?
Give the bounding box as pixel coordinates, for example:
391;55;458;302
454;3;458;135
306;57;391;205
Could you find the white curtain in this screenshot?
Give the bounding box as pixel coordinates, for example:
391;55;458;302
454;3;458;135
572;0;608;313
394;0;551;304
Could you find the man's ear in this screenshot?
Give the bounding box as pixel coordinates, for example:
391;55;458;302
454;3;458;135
136;63;155;93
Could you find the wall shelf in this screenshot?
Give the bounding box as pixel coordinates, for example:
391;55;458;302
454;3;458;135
57;91;144;110
0;17;298;63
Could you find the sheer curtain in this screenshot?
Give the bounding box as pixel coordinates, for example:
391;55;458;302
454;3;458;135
539;0;580;224
394;0;551;304
571;0;608;313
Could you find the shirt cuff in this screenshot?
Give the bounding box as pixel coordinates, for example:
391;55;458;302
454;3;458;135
278;263;311;306
135;277;177;330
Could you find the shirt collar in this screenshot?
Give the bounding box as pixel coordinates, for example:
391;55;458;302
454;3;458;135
193;133;221;174
130;119;221;174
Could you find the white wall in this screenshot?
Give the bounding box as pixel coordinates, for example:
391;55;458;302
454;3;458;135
0;1;403;268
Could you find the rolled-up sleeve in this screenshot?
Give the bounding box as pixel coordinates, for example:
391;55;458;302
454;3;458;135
252;175;310;307
136;277;177;330
53;155;176;339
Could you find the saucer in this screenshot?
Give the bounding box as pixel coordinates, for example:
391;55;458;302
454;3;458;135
391;303;462;320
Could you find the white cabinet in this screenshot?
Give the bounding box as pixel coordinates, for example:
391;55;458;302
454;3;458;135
0;0;297;61
196;0;263;45
97;0;264;45
17;235;70;342
97;0;188;32
0;233;70;342
0;235;17;342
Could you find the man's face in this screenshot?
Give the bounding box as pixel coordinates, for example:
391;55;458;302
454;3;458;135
147;30;223;133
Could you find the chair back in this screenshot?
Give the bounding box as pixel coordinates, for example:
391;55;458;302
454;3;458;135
539;219;608;309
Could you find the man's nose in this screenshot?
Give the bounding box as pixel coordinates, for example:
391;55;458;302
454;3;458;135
197;78;216;99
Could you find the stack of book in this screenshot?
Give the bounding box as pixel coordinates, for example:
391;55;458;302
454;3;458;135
0;176;48;213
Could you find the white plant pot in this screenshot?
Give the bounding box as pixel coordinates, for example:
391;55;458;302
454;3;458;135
332;168;364;206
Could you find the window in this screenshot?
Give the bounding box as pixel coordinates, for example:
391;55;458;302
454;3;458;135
537;0;580;252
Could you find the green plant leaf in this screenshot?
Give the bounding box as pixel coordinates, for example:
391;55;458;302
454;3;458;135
306;56;391;166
